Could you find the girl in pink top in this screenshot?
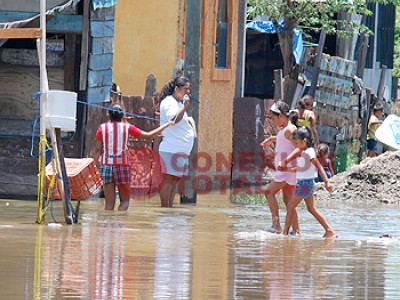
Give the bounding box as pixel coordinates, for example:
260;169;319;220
260;101;300;234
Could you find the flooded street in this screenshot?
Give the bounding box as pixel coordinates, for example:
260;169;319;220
1;195;400;299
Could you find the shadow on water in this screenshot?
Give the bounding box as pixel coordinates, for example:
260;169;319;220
1;195;400;299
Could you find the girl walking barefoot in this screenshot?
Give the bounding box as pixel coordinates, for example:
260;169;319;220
260;101;300;234
279;126;336;238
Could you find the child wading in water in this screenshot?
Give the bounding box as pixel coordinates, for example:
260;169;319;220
260;101;300;234
278;126;336;238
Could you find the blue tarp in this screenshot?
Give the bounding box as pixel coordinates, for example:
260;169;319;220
246;20;304;64
92;0;117;10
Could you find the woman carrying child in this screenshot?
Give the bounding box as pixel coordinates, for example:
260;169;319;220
278;126;335;238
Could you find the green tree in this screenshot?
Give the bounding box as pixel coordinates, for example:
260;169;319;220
247;0;399;104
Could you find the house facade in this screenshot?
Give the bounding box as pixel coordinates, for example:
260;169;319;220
0;0;244;199
113;0;243;194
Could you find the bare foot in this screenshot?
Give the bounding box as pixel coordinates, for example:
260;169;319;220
266;225;282;234
291;228;301;235
323;230;337;239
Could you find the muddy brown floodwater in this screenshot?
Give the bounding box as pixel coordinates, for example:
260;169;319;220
1;193;400;299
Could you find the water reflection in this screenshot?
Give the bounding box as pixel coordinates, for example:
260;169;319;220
232;234;392;299
0;198;400;299
32;221;128;299
94;222;125;299
154;214;192;299
28;211;197;299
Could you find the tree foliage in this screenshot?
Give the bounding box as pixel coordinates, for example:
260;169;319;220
247;0;399;40
247;0;399;103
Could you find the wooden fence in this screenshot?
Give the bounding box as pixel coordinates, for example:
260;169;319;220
116;94;162;198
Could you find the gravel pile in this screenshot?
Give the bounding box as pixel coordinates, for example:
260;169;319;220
315;150;400;204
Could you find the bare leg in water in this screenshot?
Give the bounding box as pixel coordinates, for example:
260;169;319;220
282;185;300;234
103;182;130;211
304;196;335;238
283;195;335;238
103;182;116;210
160;174;181;207
117;183;130;211
265;180;299;233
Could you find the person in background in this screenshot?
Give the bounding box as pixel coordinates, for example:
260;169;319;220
93;104;172;211
296;95;319;147
289;109;299;128
315;143;334;183
110;82;122;102
260;101;300;234
367;102;384;157
279;126;335;238
158;76;195;208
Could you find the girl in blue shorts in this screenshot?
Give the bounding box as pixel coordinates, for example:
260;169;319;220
278;126;336;238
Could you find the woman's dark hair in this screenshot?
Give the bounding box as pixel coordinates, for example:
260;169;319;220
373;101;384;112
292;126;314;148
297;95;313;110
270;100;290;117
159;76;190;101
111;82;119;93
289;110;299;127
109;104;124;121
111;82;121;98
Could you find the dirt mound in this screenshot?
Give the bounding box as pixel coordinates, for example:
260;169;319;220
315;150;400;204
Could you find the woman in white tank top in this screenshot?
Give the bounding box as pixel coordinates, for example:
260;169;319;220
260;101;300;234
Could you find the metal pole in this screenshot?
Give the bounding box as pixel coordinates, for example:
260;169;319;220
40;0;47;137
37;0;48;223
